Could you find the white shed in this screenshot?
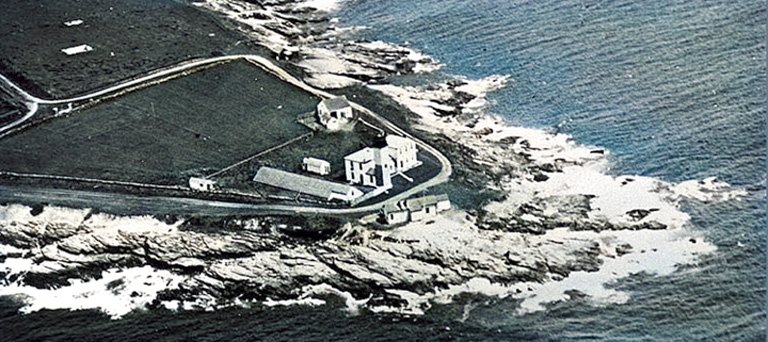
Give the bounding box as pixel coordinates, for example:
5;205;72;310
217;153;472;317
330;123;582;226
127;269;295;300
253;167;363;203
302;157;331;176
61;44;93;56
189;177;216;191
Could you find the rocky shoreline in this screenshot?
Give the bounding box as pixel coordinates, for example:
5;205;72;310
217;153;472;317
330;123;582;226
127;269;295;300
0;0;748;318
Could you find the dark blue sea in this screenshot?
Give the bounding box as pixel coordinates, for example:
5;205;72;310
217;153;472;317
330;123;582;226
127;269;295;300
1;0;765;341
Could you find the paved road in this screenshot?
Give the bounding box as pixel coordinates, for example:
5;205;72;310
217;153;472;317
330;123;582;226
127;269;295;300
0;54;453;216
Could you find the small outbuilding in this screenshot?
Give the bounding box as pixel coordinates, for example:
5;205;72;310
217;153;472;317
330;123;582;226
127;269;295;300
317;96;354;131
61;44;93;56
254;167;363;203
63;19;84;27
380;194;451;225
302;157;331;176
189;177;216;191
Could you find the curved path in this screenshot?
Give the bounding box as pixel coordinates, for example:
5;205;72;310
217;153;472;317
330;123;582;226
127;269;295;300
0;55;452;216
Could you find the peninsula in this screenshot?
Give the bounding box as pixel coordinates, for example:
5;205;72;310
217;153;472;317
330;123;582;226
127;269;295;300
0;0;735;318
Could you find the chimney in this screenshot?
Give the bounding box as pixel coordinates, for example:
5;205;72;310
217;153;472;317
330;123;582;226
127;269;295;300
372;146;392;188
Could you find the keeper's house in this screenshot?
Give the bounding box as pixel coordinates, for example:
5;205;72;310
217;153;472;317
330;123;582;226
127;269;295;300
344;146;394;189
344;135;420;189
386;135;421;173
380;194;451;225
254;167;363;203
317;96;354;131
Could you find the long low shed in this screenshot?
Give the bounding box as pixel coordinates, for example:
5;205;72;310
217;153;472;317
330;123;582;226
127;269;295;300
253;166;363;203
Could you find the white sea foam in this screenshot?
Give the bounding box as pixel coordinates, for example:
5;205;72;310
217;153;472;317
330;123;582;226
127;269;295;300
362;218;715;316
515;227;716;314
364;65;737;316
0;243;25;255
296;0;342;13
263;297;326;307
1;257;34;279
0;203;90;227
670;177;748;202
1;0;747;319
0;266;186;319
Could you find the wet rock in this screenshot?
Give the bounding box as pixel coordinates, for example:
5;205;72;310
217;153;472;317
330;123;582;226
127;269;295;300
625;208;660;221
616;243;633;256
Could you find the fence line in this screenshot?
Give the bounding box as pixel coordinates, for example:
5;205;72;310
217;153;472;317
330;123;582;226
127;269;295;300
206;132;313;179
0;171;185;191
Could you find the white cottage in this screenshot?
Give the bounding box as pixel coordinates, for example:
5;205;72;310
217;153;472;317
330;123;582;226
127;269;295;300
381;194;451;225
317;96;354;131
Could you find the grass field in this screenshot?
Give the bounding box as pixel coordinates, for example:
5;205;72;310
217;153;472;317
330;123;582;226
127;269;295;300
0;0;256;98
0;61;318;185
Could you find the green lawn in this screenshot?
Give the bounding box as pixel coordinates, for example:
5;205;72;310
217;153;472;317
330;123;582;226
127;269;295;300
0;0;251;98
0;61;317;185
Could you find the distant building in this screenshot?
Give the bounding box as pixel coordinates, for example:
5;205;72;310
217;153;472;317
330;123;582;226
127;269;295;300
189;177;216;191
302;157;331;176
63;19;84;27
317;96;354;131
253;167;363;203
344;146;394;189
61;44;93;56
386;135;420;173
380;194;451;225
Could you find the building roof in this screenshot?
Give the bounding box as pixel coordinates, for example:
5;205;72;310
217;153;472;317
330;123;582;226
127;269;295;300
386;135;415;149
61;44;93;56
303;157;330;166
344;147;375;163
320;96;351;111
253;167;361;200
382;194;450;214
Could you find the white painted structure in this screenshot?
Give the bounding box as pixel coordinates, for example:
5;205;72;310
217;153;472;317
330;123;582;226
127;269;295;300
302;157;331;176
189;177;216;191
381;194;451;224
61;44;93;56
344;135;420;189
253;167;363;203
64;19;84;27
386;135;420;173
344;146;394;189
317;96;354;131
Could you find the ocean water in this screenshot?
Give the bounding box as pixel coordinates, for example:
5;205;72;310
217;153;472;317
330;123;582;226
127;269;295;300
337;0;766;340
1;0;765;341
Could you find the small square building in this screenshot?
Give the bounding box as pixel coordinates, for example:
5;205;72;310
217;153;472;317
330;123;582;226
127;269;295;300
302;157;331;176
317;96;354;131
189;177;216;191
